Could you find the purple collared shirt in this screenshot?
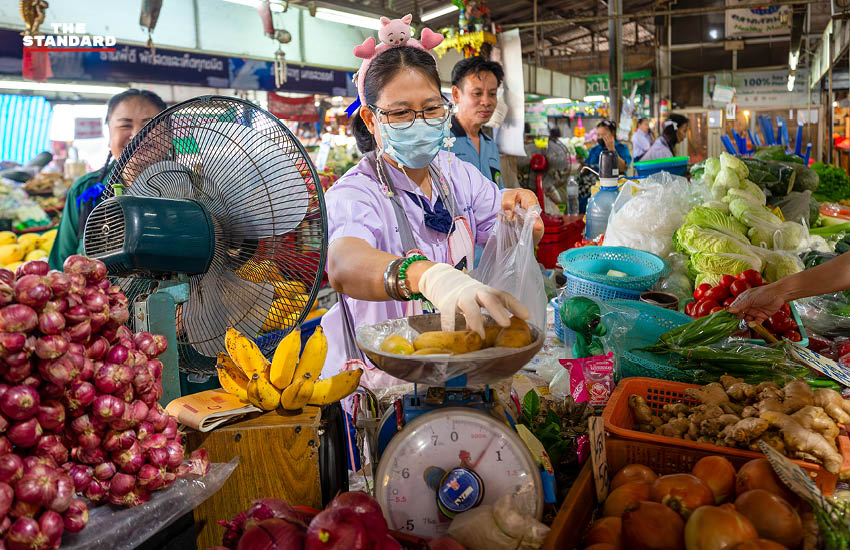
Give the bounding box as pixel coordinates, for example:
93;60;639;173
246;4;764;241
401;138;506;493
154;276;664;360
320;150;502;383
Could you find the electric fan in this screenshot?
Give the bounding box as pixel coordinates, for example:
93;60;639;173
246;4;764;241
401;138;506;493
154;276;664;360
81;95;328;403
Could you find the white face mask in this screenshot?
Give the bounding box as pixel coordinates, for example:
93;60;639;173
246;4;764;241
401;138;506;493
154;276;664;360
378;118;448;169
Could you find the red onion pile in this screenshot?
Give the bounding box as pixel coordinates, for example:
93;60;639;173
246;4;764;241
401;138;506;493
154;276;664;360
219;492;413;550
0;256;203;549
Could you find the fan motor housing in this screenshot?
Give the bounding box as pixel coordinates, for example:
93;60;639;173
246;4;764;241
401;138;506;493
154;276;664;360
83;196;216;276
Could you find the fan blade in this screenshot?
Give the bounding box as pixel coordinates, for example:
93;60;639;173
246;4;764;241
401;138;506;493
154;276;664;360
127;160;195;198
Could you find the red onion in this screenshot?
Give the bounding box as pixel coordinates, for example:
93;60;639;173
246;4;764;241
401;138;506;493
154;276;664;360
0;334;26;356
0;436;10;455
133;332;156;356
109;472;135;497
0;454;23;484
63;305;89;324
45;272;70;298
62;255;93;277
38;385;62;404
85;337;108;361
146;404;169;432
142;433;167;452
48;474;73;513
102;431;120;453
0;415;8;435
39;509;63;546
100;325;118;343
0;270;13;285
16;467;58;507
165;439;184;470
118;429;137;451
146;359;163;380
328;491;388;545
0;305;37;334
37;356;73;388
142;381;162;407
75;446;105;465
69;414;94;436
84;288;108;312
37;307;66;336
115;325;133;342
64;381;95;417
0;281;14;309
8;418;41;447
189;449;210;476
109;305;130;327
105;345;129;366
68;464;92;492
78;358;94;382
240;518;305;550
35;435;67;466
6;517;44;550
90;260;107;283
17;261;48;278
152;334;168;356
92;394;124;424
306;507;368;550
114;441;144;474
147;447;168;469
9;500;40;520
93;363;125;394
24;456;56;471
136;422;154;443
93;462;116;481
2;361;32;385
67;320;91;343
21;377;39;390
162;416;178;440
65;351;83;380
84;478;108;503
0;386;39;420
35;401;64;432
63;499;88;533
13;276;50;310
93;278;109;291
108;487;151;507
132;366;154;396
0;481;12;517
34;334;67;359
117;384;135;405
44;298;67;315
3;350;30;370
66;342;84;357
137;463;165;491
77;429;101;450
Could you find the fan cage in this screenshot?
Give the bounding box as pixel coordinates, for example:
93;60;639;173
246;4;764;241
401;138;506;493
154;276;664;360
100;95;327;375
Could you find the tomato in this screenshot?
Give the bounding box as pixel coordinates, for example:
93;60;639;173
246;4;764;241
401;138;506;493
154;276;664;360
780;303;791;316
685;301;697;317
696;299;720;318
710;306;724;314
837;342;850;358
704;286;730;302
694;283;712;301
729;279;751;297
718;275;736;289
768;311;793;334
784;330;802;342
738;270;763;286
722;297;735;308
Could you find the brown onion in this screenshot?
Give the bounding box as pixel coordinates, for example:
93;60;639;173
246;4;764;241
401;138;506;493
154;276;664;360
651;474;714;518
692;456;737;504
734;490;802;548
735;459;796;504
603;481;651;517
684;505;758;550
730;540;789;550
612;464;657;491
622;500;684;550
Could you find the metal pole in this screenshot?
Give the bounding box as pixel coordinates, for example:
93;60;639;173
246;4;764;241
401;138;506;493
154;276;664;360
533;0;538;66
829;63;834;165
608;0;620;122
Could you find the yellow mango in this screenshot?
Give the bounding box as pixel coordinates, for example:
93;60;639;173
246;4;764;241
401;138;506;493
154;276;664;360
25;249;48;261
494;317;533;348
0;232;16;246
413;331;483;355
483;326;502;348
4;262;23;273
0;245;24;266
16;234;39;255
380;334;415;355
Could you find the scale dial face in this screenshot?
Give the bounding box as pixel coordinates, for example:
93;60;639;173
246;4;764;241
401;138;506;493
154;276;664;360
375;407;543;539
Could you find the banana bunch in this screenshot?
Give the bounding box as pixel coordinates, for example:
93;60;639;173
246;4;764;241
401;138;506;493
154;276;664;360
217;326;362;411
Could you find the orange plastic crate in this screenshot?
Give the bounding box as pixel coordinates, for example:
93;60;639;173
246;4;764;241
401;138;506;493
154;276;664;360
602;377;838;494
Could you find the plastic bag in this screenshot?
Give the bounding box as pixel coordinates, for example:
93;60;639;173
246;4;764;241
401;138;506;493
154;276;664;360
652;253;693;312
558;295;638;378
604;173;701;257
796;292;850;336
61;458;238;550
473;206;547;332
447;492;550;550
770;190;820;227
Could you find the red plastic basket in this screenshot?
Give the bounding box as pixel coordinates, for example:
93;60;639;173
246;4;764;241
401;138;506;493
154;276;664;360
602;377;838;494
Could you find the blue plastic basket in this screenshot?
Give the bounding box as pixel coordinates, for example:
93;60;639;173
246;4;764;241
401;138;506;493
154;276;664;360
633;156;689;178
253;315;323;356
557;246;668;291
604;300;694;381
551;296;577;348
565;273;643;302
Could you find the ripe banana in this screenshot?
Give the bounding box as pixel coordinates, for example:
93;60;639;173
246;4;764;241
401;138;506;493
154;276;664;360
225;327;270;377
280;374;315;410
247;372;282;411
216;353;249;402
269;326;301;390
292;326;327;382
308;369;363;406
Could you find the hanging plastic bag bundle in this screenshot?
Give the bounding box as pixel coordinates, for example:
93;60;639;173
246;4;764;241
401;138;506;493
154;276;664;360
472;206;547;333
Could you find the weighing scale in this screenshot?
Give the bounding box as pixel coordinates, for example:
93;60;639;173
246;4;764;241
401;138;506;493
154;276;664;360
356;314;547;539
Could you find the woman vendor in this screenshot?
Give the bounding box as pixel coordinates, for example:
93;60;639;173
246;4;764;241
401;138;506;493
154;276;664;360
321;41;543;389
48;89;167;270
584;119;631;174
642;113;689;161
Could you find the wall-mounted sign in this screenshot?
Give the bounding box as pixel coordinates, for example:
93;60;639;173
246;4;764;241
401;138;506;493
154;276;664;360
703;70;817;108
73;117;102;139
725;0;791;38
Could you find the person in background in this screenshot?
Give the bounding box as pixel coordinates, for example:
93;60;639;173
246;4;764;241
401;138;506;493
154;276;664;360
642;113;689;161
49;90;167;270
584;119;631;174
449;56;504;187
631;117;653;162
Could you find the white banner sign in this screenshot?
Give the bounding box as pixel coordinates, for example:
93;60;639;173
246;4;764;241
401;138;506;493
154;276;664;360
725;0;791;38
703;70;818;108
496;29;526;157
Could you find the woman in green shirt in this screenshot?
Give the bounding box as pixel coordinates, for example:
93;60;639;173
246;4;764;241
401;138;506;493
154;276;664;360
49;89;167;270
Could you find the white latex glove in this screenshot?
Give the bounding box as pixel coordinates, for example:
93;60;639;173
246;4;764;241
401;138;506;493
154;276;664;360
418;263;529;338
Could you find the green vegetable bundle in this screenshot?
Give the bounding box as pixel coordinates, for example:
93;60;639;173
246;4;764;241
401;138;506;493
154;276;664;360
638;310;742;353
753;145;804;164
812;162;850;201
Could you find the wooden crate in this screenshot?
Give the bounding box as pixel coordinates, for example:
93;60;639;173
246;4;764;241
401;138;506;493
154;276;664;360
184;407;324;550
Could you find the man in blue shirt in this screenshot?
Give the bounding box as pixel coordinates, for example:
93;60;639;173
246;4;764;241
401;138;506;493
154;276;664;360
448;56;503;187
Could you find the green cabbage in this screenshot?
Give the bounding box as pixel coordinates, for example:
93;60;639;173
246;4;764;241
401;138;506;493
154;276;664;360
773;221;808;250
675;225;752;256
740;179;767;205
724;188;766;207
714;167;742;191
748;224;776;248
690;251;763;276
704;157;721;184
729;198;783;227
684;206;748;240
762;250;804;282
702;200;729;213
695;272;724;288
720;152;749;180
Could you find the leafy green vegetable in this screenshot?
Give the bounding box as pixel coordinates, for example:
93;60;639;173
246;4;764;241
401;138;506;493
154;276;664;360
713;167;742;192
753;145;804;164
520;389;540;427
762;250;804;282
729;198;783;226
675;224;753;256
704;157;721;184
720;152;748;180
702;200;729;213
769;190;820;226
812;162;850;201
695;272;723;288
684;206;748;239
725;186;766;207
741;158;797;196
690;251;763;276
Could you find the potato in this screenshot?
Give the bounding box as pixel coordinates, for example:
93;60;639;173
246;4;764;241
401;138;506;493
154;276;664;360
413;330;483;355
494;317;533;348
380;334;415;355
411;348;453;356
483;326;502;348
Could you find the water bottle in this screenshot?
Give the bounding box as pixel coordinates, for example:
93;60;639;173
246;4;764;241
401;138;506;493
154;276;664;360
584;186;619;240
566;176;579;216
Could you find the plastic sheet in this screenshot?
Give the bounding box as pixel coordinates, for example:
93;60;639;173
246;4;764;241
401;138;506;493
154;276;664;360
604;173;702;257
61;458;238;550
652;252;693;312
472;206;547;332
796;292;850;336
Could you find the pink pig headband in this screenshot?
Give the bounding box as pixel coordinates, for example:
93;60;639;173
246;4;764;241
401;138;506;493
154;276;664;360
345;14;444;117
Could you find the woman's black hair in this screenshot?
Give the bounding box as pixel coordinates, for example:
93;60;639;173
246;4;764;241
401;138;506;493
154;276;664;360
661;113;689;147
637;117;648;126
549;126;561;138
97;89;167;183
352;46;442;154
596;119;617;133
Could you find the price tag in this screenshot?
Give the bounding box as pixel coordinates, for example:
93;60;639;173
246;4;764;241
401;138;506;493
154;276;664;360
757;441;833;512
788;341;850;387
588;416;609;502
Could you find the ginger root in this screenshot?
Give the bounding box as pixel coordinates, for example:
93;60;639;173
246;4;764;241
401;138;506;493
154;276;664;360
791;406;840;448
628;395;654;425
720;417;769;445
655;416;690;438
780;380;814;414
686;383;741;415
726;382;756;403
760;410;844;474
813;388;850;425
701;414;741;437
719;374;744;389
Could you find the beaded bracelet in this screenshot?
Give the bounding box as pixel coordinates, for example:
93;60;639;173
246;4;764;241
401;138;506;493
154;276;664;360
397;254;429;301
